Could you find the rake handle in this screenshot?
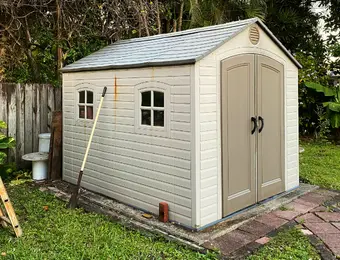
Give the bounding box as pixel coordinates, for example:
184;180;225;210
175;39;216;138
68;86;107;209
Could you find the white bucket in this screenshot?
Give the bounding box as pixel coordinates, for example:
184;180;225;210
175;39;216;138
33;160;48;181
39;133;51;152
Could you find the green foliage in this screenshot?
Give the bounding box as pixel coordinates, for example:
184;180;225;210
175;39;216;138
304;82;340;128
0;121;16;165
0;184;218;259
296;52;330;136
300;141;340;190
248;228;320;260
314;105;331;141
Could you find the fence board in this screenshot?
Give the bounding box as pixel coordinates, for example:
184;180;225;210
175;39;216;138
40;85;48;133
24;84;33;155
0;83;61;166
0;83;8;136
16;84;25;166
7;84;16;162
47;86;55;132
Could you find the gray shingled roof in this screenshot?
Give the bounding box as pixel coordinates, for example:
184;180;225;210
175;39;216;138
62;18;301;72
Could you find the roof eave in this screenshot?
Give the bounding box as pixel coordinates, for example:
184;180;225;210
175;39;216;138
61;59;197;73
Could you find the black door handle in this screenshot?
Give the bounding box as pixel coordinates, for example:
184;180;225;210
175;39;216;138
251;116;257;135
258;116;264;133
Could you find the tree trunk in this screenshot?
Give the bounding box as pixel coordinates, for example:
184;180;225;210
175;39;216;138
173;19;177;32
24;19;39;82
155;0;162;34
139;0;150;36
56;0;62;84
178;0;184;31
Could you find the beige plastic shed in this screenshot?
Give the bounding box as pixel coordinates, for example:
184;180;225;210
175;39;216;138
62;17;301;229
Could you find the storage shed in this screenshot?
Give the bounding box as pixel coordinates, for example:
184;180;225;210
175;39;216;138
62;18;301;229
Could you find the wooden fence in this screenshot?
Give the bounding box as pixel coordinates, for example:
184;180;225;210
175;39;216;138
0;84;62;166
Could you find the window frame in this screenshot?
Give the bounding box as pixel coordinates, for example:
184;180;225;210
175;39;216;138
75;87;96;126
135;82;170;137
140;90;165;127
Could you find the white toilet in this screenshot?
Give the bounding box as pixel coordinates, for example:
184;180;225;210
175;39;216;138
22;133;51;181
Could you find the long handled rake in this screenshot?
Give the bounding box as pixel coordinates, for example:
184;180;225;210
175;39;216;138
68;86;107;209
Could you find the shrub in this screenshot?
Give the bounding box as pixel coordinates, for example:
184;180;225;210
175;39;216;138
0;120;16;165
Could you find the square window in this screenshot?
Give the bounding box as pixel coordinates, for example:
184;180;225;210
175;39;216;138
87;91;93;104
154;110;164;126
141;91;151;106
79;106;85;119
87;106;93;119
141;109;151;125
79;91;85;103
78;90;94;120
154;91;164;107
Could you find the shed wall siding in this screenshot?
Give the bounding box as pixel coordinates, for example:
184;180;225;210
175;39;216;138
197;27;299;227
62;65;194;227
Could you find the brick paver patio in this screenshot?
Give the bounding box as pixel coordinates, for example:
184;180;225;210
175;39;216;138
205;189;340;258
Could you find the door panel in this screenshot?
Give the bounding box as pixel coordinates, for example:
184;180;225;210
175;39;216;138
221;55;256;216
256;55;285;201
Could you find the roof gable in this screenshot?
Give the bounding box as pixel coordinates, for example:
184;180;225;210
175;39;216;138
62;18;301;73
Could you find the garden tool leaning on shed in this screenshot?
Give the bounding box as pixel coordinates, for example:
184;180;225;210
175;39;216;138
68;86;107;209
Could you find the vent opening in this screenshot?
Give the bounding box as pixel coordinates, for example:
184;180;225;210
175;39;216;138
249;26;260;45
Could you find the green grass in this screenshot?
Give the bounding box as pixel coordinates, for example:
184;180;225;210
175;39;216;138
0;183;217;259
248;228;320;260
300;141;340;190
2;141;338;259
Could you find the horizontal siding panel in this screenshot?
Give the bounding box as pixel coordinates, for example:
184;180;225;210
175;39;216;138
200;94;217;104
170;131;191;142
64;175;192;226
201;213;218;227
64;159;191;207
111;76;191;86
288;154;298;162
171;95;190;104
200;104;217;113
286;99;297;106
201;149;217;160
64;124;191;150
287;160;298;169
201;131;217;141
171;113;190;123
287;112;297;120
287;126;297;134
201;194;218;208
199;59;216;68
201;140;217;151
65;137;191;170
287;133;297;142
171;104;191;113
201;185;217;199
64;149;190;190
201;204;217;218
201;176;217;189
100;109;135;117
200;86;217;94
200;76;217;85
286;106;297;113
201;121;217;132
171;86;190;95
200;112;216;122
64;143;191;179
171;122;191;132
199;67;216;76
96;93;134;102
201;167;217;180
201;158;217;170
68;131;190;160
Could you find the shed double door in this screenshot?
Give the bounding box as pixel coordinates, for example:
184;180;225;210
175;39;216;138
221;54;284;217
